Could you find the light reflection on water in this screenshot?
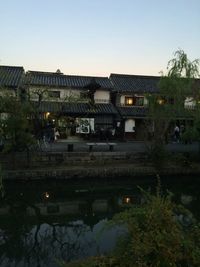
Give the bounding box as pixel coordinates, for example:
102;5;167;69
0;175;200;266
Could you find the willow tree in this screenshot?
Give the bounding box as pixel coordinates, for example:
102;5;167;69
146;50;200;167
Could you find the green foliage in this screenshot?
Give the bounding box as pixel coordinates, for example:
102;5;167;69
148;143;167;170
172;153;191;168
181;126;199;143
59;256;117;267
148;50;199;123
167;49;199;78
0;95;35;152
62;182;200;267
112;186;200;267
0;164;4;198
146;49;200;163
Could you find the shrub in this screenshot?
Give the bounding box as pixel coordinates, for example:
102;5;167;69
62;183;200;267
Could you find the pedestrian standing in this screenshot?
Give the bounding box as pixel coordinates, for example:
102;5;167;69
174;125;180;142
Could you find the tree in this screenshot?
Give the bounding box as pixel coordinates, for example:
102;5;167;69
146;49;200;168
0;95;36;169
0;95;35;152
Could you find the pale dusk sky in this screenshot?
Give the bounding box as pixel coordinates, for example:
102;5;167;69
0;0;199;77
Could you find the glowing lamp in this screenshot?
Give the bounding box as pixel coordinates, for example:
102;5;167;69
157;99;164;105
45;112;50;119
123;197;131;204
44;192;50;199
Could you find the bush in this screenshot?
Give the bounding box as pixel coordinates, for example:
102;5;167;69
62;183;200;267
172;152;191;167
112;186;200;267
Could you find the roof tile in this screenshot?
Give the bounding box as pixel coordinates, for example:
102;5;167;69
117;106;148;117
0;65;24;88
110;73;160;93
32;101;118;115
25;71;113;90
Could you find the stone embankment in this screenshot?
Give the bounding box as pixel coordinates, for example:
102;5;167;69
1;151;200;180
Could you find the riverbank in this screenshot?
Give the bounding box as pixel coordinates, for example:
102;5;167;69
3;161;200;180
1;141;200;180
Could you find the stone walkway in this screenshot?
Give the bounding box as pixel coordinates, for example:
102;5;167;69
39;140;199;154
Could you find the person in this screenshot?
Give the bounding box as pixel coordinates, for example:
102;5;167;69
54;128;60;141
111;128;116;137
174;125;180;142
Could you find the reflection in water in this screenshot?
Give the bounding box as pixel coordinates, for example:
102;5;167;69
0;183;133;267
1;221;120;267
0;212;124;267
44;192;50;199
0;175;200;266
180;194;193;205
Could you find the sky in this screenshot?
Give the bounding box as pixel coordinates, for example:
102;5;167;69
0;0;200;77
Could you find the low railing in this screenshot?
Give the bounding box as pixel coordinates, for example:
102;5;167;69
184;105;196;110
94;99;110;103
119;104;148;107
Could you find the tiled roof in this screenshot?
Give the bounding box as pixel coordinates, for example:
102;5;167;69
117;106;195;119
0;65;24;88
32;101;118;115
110;73;160;93
117;106;148;118
25;71;113;90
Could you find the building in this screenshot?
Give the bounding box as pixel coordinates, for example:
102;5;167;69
110;73;160;140
24;70;118;140
1;65;199;142
0;65;25;98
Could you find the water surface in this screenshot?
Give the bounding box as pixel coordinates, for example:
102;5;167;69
0;175;200;266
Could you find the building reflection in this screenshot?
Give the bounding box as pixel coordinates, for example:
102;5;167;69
0;177;200;267
0;187;134;267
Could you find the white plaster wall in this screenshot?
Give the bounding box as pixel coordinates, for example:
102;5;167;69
184;97;196;108
29;87;81;102
94;90;110;103
0;89;16;97
120;95;127;105
125;119;135;132
64;89;81;99
29;87;49;101
29;87;110;103
144;96;148;106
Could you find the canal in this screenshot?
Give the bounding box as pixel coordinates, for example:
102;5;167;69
0;175;200;267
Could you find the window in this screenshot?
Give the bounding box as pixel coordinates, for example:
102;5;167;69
125;97;134;106
125;96;144;106
48;91;60;98
135;97;144;106
157;97;174;105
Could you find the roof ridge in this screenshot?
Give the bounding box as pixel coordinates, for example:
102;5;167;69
27;70;109;79
0;65;24;69
110;73;161;79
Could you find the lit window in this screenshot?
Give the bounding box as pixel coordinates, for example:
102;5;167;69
122;197;132;204
125;96;144;106
125;97;134;106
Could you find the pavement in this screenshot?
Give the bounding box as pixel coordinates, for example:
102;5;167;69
39;139;200;154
